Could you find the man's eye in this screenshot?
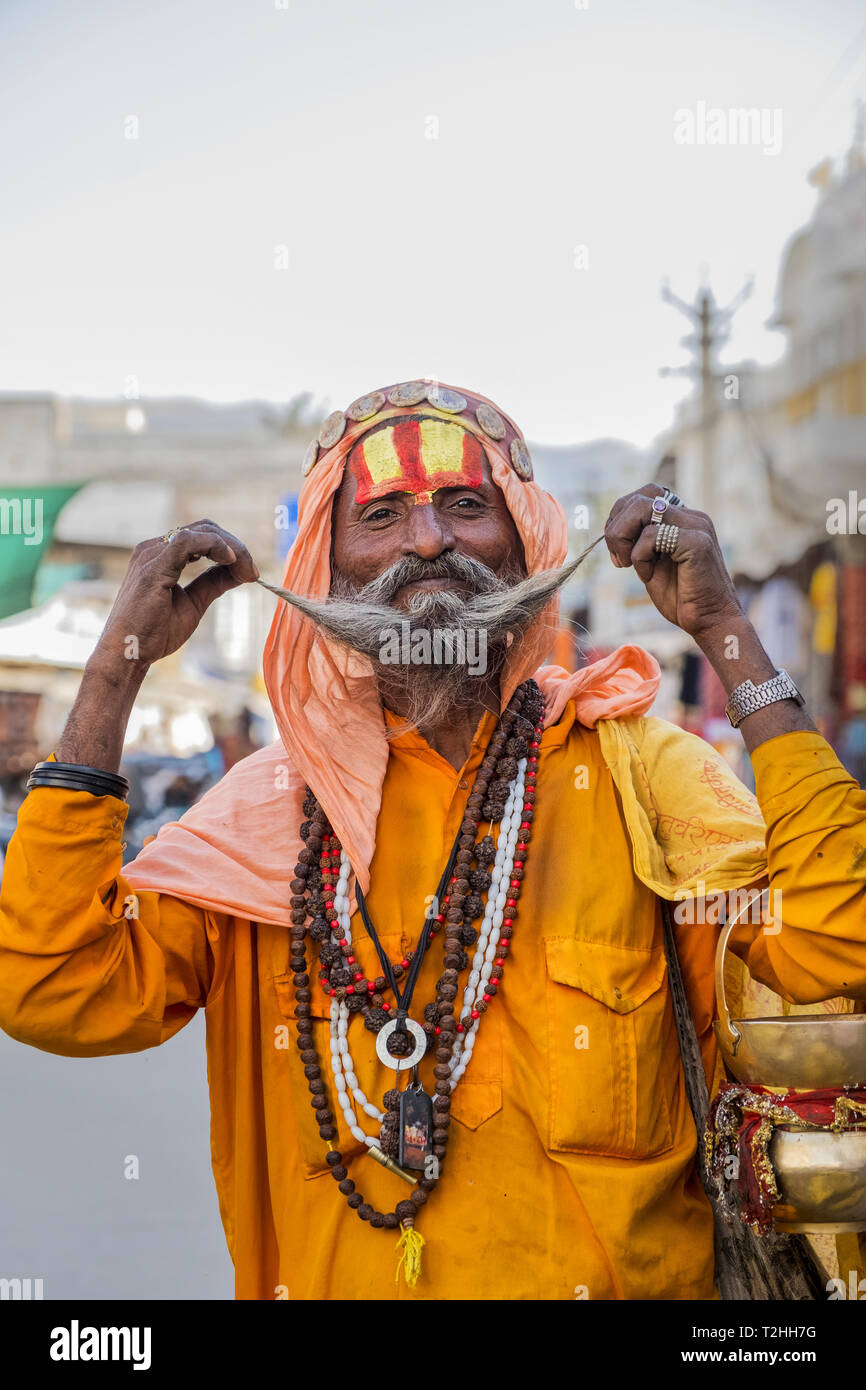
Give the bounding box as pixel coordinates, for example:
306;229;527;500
453;496;483;510
364;507;396;523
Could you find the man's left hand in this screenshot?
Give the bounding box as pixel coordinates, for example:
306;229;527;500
603;484;743;640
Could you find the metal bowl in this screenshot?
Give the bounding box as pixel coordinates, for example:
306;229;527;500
712;1013;866;1089
770;1128;866;1233
712;920;866;1089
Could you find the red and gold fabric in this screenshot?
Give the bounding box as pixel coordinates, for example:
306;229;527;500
707;1081;866;1234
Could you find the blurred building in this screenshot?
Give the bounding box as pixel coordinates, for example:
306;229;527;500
661;115;866;778
0;392;322;810
0;389;317;603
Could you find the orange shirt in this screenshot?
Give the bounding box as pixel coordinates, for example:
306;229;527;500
1;710;866;1300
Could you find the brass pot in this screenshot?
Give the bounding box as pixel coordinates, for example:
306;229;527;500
771;1129;866;1233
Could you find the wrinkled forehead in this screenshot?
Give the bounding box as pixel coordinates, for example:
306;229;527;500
346;414;486;507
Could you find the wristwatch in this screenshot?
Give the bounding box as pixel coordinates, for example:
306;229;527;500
725;669;805;728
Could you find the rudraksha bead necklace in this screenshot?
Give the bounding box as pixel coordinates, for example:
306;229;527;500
288;679;544;1282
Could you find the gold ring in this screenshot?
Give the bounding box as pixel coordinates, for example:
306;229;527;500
162;526;188;543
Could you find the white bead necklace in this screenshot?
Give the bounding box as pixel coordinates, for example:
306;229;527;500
329;859;383;1148
449;757;526;1086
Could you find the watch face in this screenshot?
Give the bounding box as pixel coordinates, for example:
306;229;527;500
726;694;748;728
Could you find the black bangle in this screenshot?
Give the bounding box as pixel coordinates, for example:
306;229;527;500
27;761;130;801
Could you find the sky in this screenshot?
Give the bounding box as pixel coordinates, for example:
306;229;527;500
0;0;864;448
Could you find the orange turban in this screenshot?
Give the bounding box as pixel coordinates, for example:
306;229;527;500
126;380;659;921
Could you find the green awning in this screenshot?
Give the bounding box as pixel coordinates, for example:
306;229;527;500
0;485;83;620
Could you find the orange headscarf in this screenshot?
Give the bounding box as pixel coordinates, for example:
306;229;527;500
126;381;659;921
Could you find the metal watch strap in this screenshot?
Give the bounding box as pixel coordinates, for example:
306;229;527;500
725;669;804;729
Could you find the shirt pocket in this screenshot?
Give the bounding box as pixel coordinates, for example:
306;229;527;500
544;936;675;1159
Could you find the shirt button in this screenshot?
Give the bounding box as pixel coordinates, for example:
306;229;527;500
613;986;622;999
457;778;469;790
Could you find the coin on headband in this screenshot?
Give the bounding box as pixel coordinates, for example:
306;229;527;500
476;403;506;440
302;440;319;477
346;391;386;422
426;384;467;413
387;381;429;407
318;410;347;449
510;437;533;480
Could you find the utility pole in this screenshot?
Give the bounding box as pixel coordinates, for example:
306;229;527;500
660;276;753;518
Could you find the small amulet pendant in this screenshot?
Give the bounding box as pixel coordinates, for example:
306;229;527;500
399;1084;434;1171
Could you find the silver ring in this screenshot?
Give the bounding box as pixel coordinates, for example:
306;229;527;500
375;1017;427;1072
162;526;202;561
650;496;669;524
663;487;684;507
654;522;679;555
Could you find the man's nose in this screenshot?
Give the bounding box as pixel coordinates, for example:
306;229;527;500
400;502;455;559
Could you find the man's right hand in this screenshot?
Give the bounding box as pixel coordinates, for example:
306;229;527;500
90;520;260;676
53;521;259;773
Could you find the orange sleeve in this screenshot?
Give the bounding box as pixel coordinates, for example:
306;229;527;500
0;787;229;1057
730;731;866;1004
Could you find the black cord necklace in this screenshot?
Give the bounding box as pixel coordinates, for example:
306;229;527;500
354;826;461;1041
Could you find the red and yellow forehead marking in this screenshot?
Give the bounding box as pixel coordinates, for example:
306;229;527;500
349;417;484;507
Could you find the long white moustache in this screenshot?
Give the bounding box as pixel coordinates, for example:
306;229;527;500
255;534;604;632
254;535;603;731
